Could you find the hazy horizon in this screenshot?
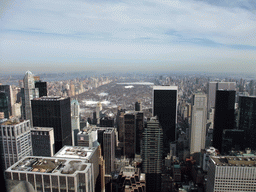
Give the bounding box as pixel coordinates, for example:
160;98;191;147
1;0;256;74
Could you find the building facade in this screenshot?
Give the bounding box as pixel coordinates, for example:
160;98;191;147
190;93;207;154
23;71;39;125
238;96;256;150
142;117;163;192
0;119;33;169
153;86;178;155
31;96;72;153
31;127;55;157
5;156;94;192
206;156;256;192
103;128;115;174
71;99;80;146
212;90;236;153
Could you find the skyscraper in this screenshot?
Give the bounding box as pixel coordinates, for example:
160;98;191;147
135;100;141;111
0;119;33;169
0;85;14;117
35;81;47;97
71;99;80;146
190;93;207;154
142;116;163;192
31;96;72;153
238;96;256;150
207;82;236;112
31;127;55;157
212;90;236;153
23;71;39;125
153;86;178;155
124;112;136;158
103;128;115;174
0;91;9;118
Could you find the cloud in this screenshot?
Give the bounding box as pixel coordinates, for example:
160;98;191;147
0;0;256;73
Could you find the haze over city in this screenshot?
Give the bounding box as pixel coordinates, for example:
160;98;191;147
1;0;256;74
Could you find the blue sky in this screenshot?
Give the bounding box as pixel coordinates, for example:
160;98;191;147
1;0;256;74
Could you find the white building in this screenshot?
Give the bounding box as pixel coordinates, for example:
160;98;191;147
206;156;256;192
23;71;39;125
71;99;80;146
0;119;33;169
54;145;100;187
190;93;207;154
5;156;94;192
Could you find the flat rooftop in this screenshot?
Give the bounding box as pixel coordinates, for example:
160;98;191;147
6;156;89;175
54;146;97;160
211;156;256;167
1;119;26;126
153;85;178;90
31;127;54;131
33;96;66;101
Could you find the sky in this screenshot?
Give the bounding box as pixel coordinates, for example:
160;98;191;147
1;0;256;74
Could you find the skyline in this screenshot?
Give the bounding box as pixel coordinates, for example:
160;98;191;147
1;0;256;74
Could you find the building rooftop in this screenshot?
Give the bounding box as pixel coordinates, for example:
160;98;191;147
33;96;66;101
211;156;256;167
6;156;90;175
1;119;26;126
54;146;97;160
31;127;54;132
153;85;178;90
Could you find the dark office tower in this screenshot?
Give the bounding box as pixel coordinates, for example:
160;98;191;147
153;86;178;155
31;127;55;156
135;100;141;111
35;81;47;97
136;112;144;154
0;85;13;117
0;92;9;118
124;112;136;158
100;116;114;127
31;96;72;153
142;116;163;192
222;129;245;154
103;129;115;174
212;90;235;153
238;96;256;150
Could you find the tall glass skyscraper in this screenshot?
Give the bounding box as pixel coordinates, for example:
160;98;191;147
212;90;236;153
31;96;72;153
238;96;256;150
142;116;163;192
153;86;178;155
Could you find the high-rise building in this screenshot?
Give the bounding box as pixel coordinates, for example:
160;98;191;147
31;127;55;157
71;99;80;146
0;91;9;118
206;156;256;192
153;86;178;155
135;112;144;154
35;81;47;97
222;129;245;154
135;100;141;111
31;96;72;153
0;119;33;169
212;90;236;153
207;82;236;112
5;156;94;192
190;93;207;154
124;112;136;158
54;145;100;187
238;96;256;150
100;116;114;127
142;116;163;192
96;102;102;125
23;71;39;125
0;85;14;117
103;129;115;174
